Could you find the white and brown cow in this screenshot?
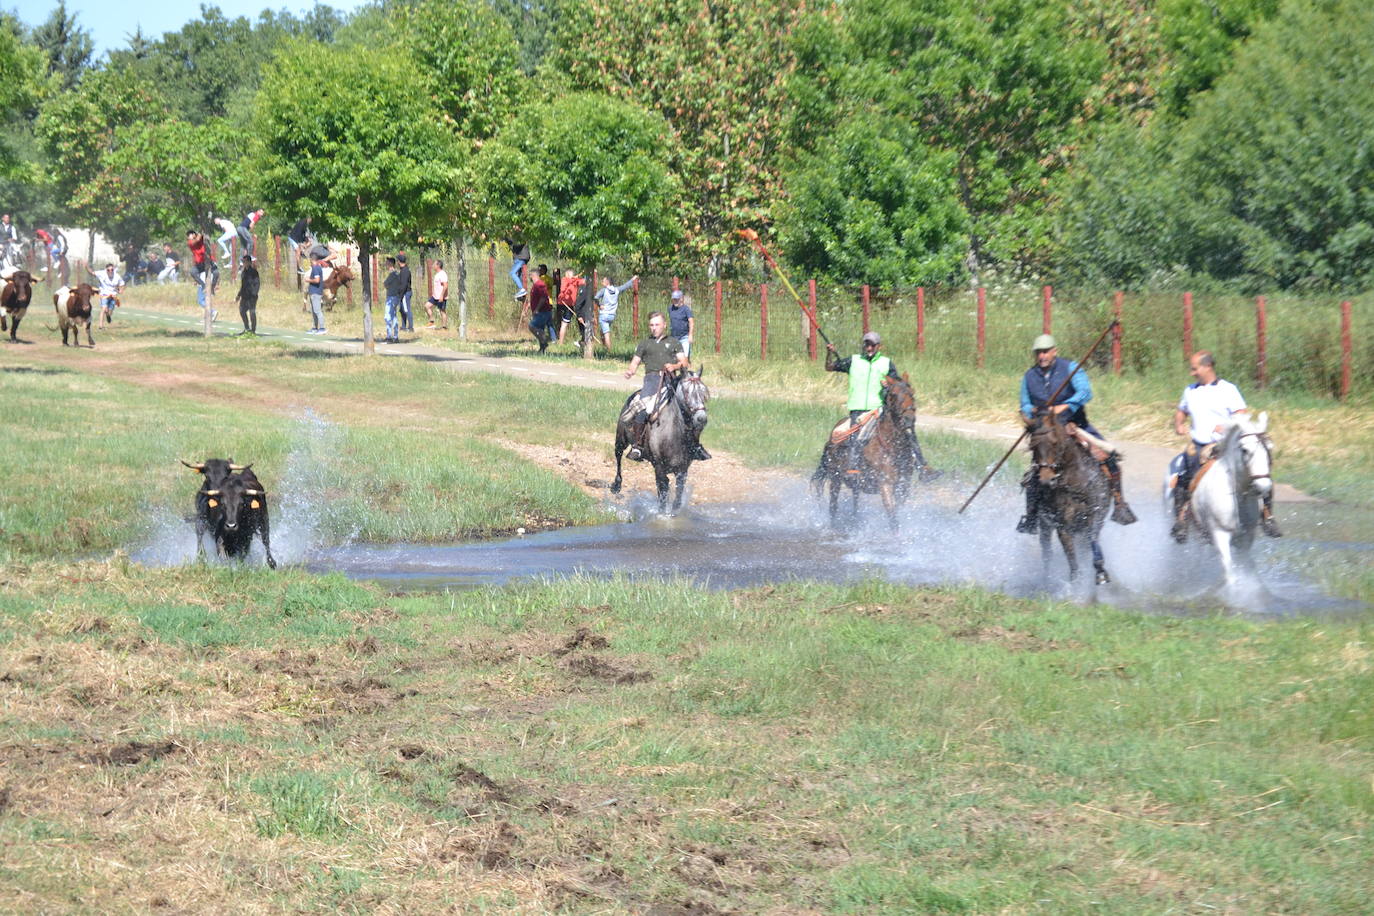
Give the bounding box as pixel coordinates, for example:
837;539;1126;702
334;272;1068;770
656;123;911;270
53;283;96;347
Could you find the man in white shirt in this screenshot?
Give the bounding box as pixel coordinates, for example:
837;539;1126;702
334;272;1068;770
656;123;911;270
424;260;449;329
90;262;124;328
1170;350;1279;540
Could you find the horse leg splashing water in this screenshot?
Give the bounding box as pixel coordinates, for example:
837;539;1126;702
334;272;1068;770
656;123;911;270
1026;414;1111;585
1187;413;1273;587
610;370;710;514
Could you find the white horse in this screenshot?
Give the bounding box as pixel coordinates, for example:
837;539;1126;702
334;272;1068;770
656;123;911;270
1182;412;1274;586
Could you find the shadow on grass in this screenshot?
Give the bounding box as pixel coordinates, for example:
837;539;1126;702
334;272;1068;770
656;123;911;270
2;365;71;375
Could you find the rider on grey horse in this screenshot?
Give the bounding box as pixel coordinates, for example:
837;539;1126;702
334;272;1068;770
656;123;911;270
1170;350;1280;542
824;331;939;480
1017;333;1136;533
622;311;709;462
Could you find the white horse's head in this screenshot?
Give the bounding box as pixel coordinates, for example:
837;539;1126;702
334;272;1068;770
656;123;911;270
1229;411;1273;498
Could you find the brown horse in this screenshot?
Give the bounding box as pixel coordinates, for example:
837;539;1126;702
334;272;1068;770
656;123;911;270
1024;414;1111;584
301;264;354;312
1;270;33;342
811;374;921;530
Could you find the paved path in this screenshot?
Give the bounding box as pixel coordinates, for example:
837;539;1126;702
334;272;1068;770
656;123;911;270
116;306;1317;504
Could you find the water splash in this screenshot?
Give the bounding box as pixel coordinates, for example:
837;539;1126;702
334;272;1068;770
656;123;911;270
133;409;348;568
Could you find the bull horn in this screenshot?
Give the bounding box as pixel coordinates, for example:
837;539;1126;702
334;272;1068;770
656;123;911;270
204;489;221;496
229;463;250;471
243;488;263;496
180;459;205;471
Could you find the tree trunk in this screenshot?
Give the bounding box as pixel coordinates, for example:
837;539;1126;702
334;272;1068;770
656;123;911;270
360;241;375;355
457;236;468;340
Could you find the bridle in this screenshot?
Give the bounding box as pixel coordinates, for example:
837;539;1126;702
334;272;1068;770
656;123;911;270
1236;431;1274;487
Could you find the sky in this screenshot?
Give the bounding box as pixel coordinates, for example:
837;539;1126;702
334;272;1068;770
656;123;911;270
8;0;369;57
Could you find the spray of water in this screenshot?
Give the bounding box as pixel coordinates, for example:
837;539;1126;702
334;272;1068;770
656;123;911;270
133;409;347;568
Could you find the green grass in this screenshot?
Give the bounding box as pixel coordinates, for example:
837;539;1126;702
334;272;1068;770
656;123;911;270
0;567;1370;912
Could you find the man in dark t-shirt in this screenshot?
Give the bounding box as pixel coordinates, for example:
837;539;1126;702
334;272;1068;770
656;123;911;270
622;311;686;461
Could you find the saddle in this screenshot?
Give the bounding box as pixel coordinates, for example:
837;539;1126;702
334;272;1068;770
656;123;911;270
829;409;879;446
620;382;675;423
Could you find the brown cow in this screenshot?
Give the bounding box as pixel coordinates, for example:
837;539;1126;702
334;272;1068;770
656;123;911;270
53;283;96;347
1;270;33;342
300;263;354;313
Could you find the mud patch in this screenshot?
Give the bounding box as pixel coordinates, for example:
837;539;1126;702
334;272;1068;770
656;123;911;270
564;655;653;685
86;740;179;766
436;819;521;869
551;627;610;656
947;625;1070;651
452;763;510;804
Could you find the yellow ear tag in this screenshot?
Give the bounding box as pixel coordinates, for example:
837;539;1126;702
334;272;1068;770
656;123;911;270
208;498;218;508
250;500;260;509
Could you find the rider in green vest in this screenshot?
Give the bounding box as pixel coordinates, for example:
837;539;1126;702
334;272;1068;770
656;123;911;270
825;331;939;480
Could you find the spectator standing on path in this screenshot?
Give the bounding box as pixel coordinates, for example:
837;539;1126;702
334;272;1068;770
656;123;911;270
595;274;637;350
668;290;695;357
157;244;179;283
186;230;219;322
556;270;584;345
213;216;236;259
382;255;404;344
425;259;449;329
505;237;530;300
234;254;260;336
90;262;125;328
397;252;414;332
306;257;327;334
1;213;18;265
527;269;553;351
237;209;264;260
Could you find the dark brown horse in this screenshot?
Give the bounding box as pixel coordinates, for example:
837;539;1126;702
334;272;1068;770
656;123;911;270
1;270;33;342
812;374;921;530
1024;414;1111;584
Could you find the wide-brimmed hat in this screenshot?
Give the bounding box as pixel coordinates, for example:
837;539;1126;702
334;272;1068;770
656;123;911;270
1032;333;1057;351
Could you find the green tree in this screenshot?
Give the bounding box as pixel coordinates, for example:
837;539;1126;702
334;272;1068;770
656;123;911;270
776;120;967;288
789;0;1105;279
1155;0;1280;116
393;0;521;146
29;0;92;91
253;40;464;352
551;0;808;265
472;91;683;269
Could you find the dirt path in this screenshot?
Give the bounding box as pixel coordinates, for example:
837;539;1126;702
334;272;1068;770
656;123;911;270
7;331;795;506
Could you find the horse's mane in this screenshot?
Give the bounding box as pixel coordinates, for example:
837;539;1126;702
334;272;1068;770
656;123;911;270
1218;421;1246;482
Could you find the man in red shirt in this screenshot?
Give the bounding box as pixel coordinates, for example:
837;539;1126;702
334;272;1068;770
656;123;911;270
527;268;554;352
556;271;584;345
186;230;219;320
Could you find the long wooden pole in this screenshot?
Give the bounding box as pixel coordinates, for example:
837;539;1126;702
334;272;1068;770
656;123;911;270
958;320;1120;515
738;229;832;349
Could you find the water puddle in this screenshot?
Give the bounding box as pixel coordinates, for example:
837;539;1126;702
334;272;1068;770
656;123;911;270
306;484;1369;618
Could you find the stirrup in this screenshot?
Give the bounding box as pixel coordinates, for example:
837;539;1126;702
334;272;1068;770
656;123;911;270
1262;515;1282;538
1111;501;1138;525
918;466;943;483
1016;514;1037;534
1170;512;1189;543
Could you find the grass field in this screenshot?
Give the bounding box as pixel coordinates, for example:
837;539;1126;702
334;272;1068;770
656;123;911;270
2;299;1371;913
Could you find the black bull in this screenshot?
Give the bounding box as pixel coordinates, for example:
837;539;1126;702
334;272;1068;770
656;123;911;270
181;458;277;568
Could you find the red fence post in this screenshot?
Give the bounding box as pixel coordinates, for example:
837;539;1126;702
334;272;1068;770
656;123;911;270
631;277;640;337
862;284;871;334
976;286;986;370
487;255;494;319
1256;296;1268;389
760;283;768;361
672;276;679;292
917;286;925;355
272;235;280;288
1340;300;1353;400
1042;285;1052;334
1112;291;1124;376
714;280;722;354
1183;291;1194;361
807;278;818;360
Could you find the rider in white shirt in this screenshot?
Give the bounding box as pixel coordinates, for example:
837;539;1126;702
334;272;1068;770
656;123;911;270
1170;350;1279;540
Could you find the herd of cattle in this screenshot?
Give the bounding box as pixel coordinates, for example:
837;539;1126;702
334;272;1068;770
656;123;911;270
1;270;97;346
181;458;277;568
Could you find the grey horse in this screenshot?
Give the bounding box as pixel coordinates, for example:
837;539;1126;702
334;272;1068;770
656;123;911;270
610;369;710;513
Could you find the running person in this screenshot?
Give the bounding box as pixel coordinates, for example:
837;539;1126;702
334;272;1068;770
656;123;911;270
234;254;260;336
424;259;448;329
